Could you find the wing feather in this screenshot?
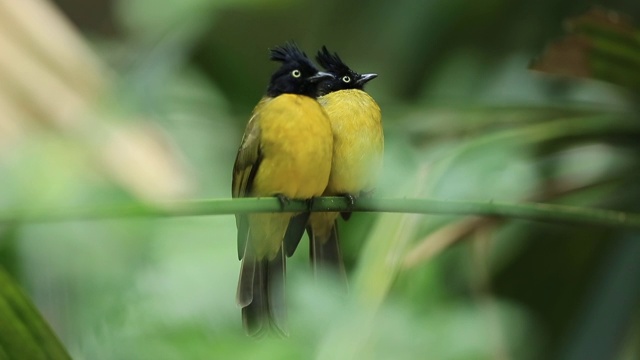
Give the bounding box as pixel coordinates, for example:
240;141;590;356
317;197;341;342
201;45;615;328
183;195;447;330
233;110;263;260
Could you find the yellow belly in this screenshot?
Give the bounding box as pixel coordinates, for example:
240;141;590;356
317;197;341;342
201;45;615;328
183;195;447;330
252;94;333;199
319;89;383;195
247;94;333;258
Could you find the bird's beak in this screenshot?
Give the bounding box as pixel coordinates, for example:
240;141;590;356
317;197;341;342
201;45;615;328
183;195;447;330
308;71;335;83
355;73;378;86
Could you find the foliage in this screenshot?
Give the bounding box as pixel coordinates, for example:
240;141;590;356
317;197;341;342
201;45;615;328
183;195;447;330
1;0;640;359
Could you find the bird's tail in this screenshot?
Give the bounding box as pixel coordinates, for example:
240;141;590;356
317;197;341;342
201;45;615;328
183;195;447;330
307;220;348;287
236;247;287;336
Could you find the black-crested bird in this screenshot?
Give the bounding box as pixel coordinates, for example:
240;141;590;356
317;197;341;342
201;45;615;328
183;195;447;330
286;46;383;281
232;43;334;336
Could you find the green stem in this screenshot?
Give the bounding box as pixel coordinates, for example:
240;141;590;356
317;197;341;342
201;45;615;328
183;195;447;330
4;197;640;229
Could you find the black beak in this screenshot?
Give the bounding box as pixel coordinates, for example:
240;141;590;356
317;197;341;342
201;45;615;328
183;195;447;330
308;71;335;83
355;73;378;86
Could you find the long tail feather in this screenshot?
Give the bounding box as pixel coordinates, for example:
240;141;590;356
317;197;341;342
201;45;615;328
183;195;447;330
267;248;288;336
237;247;288;336
236;255;255;308
308;221;348;287
240;257;267;336
284;212;310;257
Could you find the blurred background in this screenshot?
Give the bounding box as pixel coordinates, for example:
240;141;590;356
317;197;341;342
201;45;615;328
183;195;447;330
1;0;640;359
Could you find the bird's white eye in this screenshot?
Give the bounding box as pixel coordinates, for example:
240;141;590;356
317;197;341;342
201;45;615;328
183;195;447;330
291;70;301;78
342;76;351;83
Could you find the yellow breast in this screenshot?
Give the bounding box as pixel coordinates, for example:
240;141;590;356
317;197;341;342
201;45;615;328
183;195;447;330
252;94;333;199
319;89;383;195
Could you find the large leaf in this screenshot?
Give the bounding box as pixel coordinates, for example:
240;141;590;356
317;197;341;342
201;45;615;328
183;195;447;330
0;265;70;360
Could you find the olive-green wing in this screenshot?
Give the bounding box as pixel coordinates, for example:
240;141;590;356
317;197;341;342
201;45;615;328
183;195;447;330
232;113;263;260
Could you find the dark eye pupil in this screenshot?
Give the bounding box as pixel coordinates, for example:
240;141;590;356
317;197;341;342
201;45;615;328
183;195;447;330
343;76;350;82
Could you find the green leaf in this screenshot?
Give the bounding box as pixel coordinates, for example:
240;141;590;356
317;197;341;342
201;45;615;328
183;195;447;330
0;266;71;360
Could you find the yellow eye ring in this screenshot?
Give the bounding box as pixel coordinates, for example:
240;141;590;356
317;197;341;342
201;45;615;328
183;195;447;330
342;76;351;83
292;70;301;78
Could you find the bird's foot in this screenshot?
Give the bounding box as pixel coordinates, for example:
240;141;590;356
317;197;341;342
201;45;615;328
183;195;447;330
306;197;316;211
275;194;290;210
341;193;357;209
340;193;357;221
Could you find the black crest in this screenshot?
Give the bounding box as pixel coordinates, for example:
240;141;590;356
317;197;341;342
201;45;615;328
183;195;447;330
270;42;309;64
316;46;351;75
315;46;377;94
265;42;330;98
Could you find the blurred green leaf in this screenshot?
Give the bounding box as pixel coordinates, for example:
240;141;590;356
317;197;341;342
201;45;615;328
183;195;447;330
3;1;640;359
116;0;295;39
0;266;70;360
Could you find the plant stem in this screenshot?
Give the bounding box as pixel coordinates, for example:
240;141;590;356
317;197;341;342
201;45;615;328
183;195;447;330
3;197;640;229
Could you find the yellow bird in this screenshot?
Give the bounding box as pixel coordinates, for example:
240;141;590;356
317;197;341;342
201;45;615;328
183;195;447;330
286;46;383;280
232;43;334;336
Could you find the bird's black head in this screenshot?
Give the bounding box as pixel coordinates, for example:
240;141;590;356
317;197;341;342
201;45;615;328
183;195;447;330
266;42;334;98
315;46;378;95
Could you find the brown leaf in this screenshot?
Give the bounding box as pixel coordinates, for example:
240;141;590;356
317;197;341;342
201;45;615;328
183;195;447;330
529;34;592;78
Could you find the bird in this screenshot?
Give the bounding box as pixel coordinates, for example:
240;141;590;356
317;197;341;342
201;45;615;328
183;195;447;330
284;46;383;283
232;42;334;336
